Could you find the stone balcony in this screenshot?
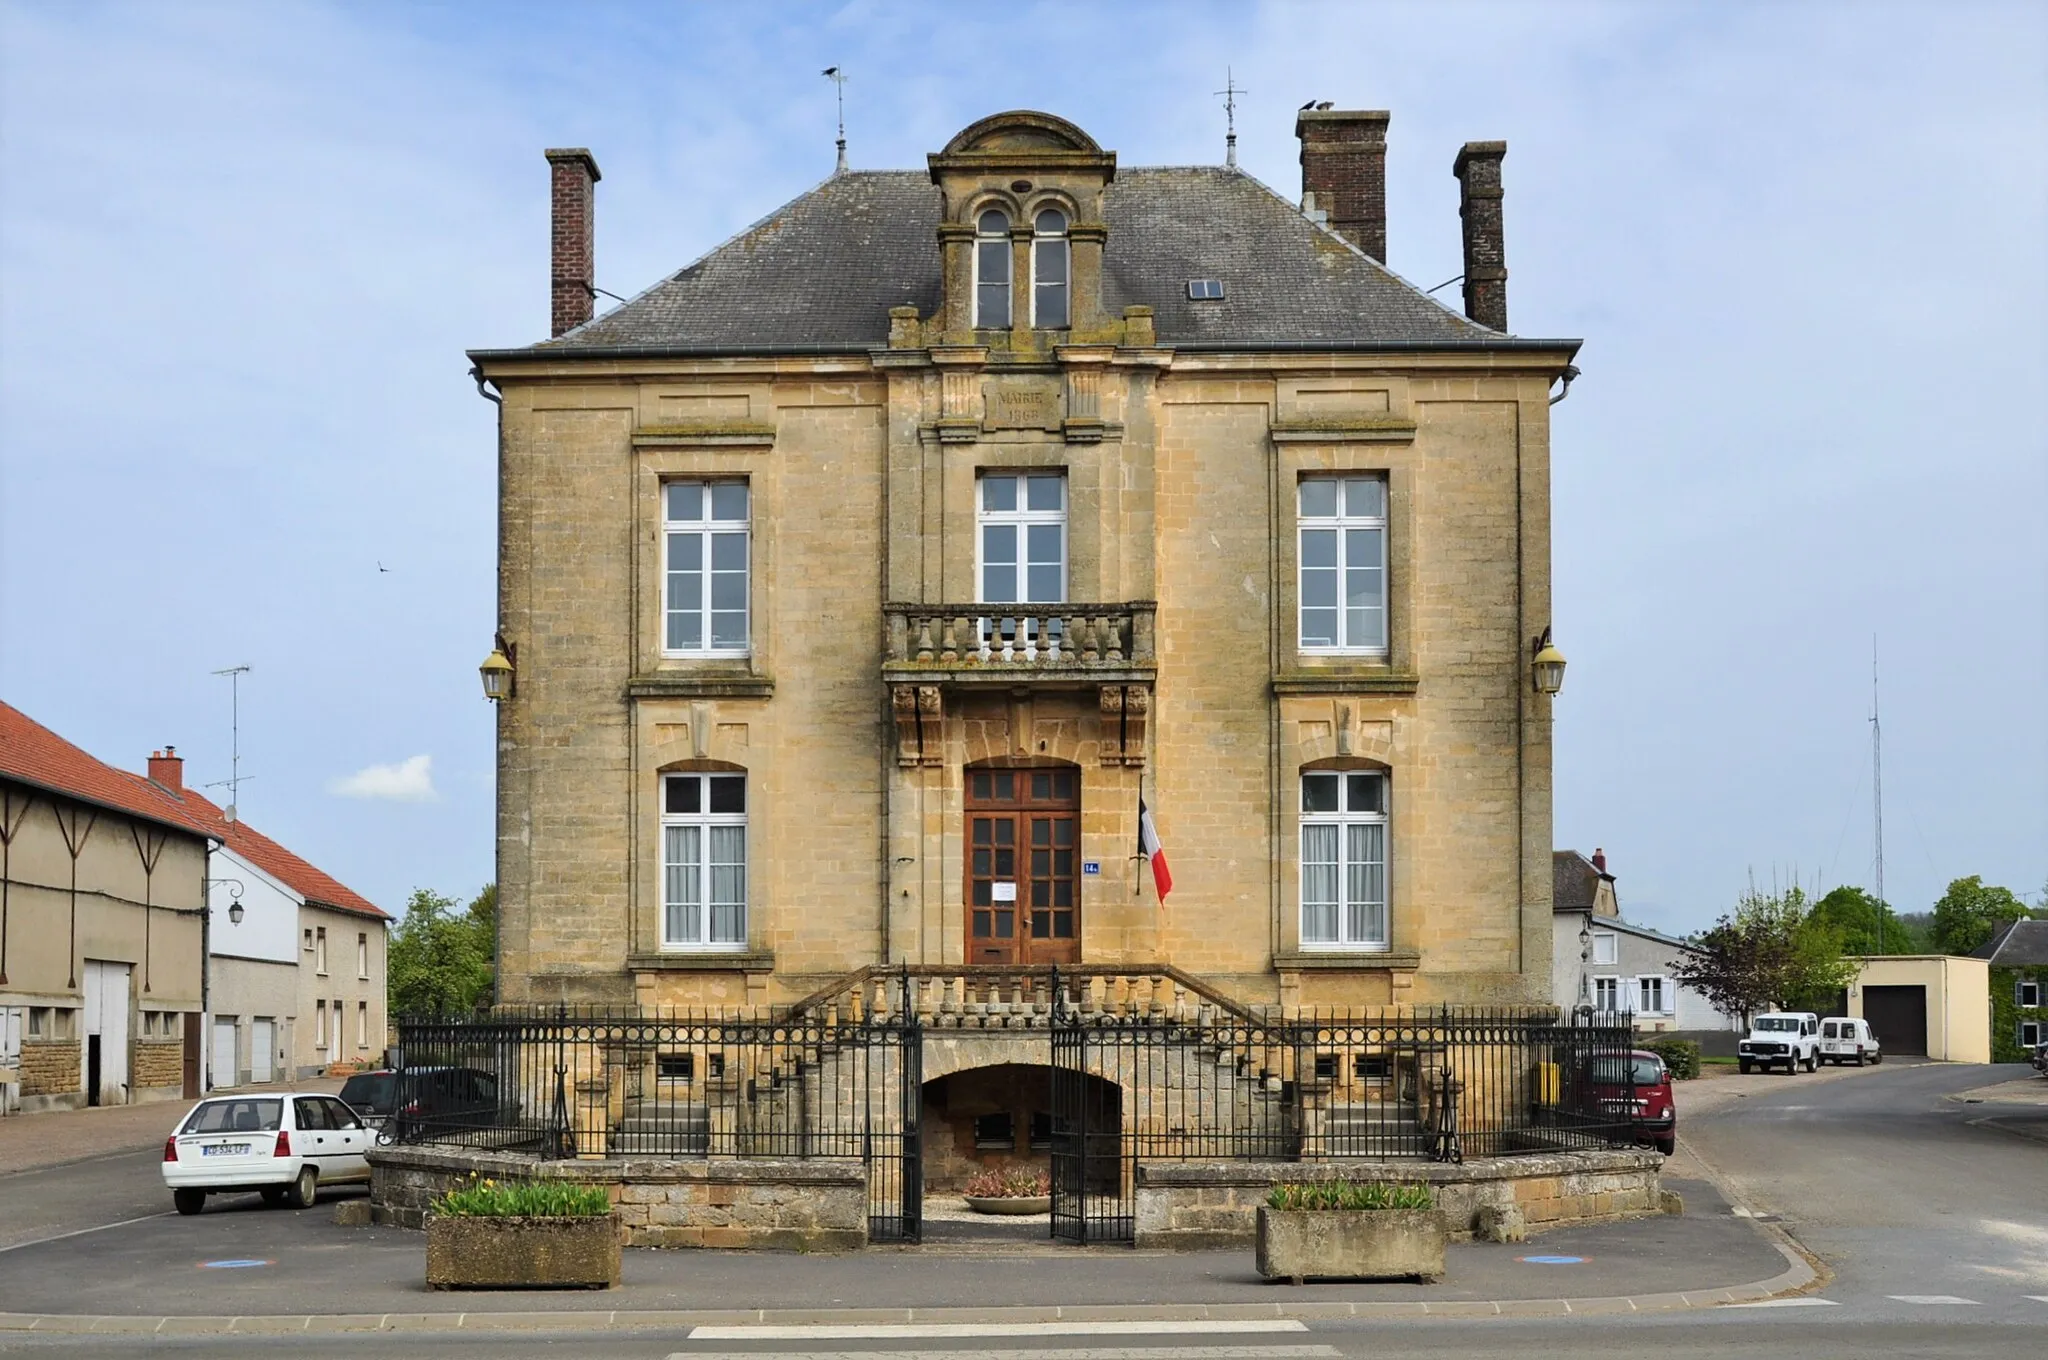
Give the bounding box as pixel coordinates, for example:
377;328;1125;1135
882;601;1156;687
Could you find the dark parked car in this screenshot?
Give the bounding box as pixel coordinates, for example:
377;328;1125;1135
345;1066;519;1143
1583;1049;1677;1156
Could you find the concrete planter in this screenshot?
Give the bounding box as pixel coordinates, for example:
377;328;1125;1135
964;1195;1051;1215
426;1213;621;1290
1255;1206;1447;1284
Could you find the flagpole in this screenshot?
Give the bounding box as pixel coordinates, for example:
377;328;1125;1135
1133;772;1144;897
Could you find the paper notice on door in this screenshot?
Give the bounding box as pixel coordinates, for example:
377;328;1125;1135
992;882;1017;902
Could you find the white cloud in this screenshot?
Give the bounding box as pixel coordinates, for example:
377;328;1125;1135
329;755;437;803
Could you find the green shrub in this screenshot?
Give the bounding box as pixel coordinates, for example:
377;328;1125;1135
1644;1037;1701;1080
1267;1180;1433;1212
431;1176;612;1218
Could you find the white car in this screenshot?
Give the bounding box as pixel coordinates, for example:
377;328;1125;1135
1819;1016;1882;1066
161;1092;373;1216
1738;1011;1820;1074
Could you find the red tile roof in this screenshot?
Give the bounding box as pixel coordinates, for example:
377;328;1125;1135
0;700;218;840
173;785;390;923
0;699;389;923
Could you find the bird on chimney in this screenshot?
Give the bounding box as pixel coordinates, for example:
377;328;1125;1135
1315;101;1334;110
1299;99;1317;111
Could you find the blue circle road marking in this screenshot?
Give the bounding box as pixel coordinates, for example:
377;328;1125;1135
1518;1254;1588;1265
199;1259;273;1269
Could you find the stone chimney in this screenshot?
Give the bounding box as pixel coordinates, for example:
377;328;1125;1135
546;148;602;338
147;746;184;793
1295;109;1390;262
1452;140;1507;331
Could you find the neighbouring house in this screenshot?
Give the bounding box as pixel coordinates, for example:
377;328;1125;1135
0;703;212;1114
1550;849;1739;1040
434;104;1619;1242
135;749;391;1085
1972;919;2048;1062
1844;954;1991;1062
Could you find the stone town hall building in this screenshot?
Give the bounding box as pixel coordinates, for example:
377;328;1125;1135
468;108;1581;1021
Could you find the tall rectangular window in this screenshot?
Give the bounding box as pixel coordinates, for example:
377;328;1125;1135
1298;476;1387;654
662;773;748;949
974;209;1011;328
1591;932;1618;966
1593;977;1620;1011
1637;976;1668;1014
1031;209;1069;328
663;481;750;655
978;473;1066;605
357;933;368;980
1299;771;1388;950
315;999;328;1048
356;1001;368;1048
2019;979;2041;1008
315;927;327;976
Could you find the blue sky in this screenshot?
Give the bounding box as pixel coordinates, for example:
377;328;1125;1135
1;0;2042;936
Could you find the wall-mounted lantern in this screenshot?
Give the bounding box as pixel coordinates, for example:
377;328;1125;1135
479;637;516;702
1531;627;1568;696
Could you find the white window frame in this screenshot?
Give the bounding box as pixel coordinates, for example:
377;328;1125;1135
1590;931;1618;966
1298;770;1390;952
662;481;751;657
1592;976;1621;1011
972;208;1011;329
2019;979;2041;1008
1637;975;1669;1015
1296;475;1388;655
1030;208;1069;328
661;772;749;952
315;927;327;976
357;933;369;980
315;999;328;1049
356;1000;368;1049
2020;1020;2042;1047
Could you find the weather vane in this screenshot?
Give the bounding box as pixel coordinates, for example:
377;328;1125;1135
1215;68;1247;167
822;67;848;175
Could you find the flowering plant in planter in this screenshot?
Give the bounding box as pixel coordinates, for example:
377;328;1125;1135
1257;1180;1446;1285
426;1176;620;1290
963;1166;1051;1214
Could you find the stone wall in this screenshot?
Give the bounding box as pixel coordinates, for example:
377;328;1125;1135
133;1039;184;1091
1133;1148;1663;1249
18;1039;79;1099
368;1146;865;1252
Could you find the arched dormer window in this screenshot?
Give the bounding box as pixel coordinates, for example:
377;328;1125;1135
1032;208;1069;329
974;209;1011;328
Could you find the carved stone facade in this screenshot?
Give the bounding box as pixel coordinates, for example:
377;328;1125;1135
473;109;1579;1015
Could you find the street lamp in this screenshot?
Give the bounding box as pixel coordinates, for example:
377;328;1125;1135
1531;628;1567;696
479;638;516;702
1576;918;1594;1022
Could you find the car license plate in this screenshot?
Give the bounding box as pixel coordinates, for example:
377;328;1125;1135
202;1143;249;1157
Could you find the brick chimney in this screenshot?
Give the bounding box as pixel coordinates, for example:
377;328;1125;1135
1452;140;1507;331
1295;109;1390;262
1591;847;1608;876
147;746;184;793
546;148;602;338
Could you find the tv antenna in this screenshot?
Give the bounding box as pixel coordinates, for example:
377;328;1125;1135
1870;637;1885;951
1215;69;1247;167
208;665;251;822
822;67;848;174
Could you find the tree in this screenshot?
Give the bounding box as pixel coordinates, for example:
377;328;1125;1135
1670;884;1859;1026
387;884;497;1017
1928;876;2029;956
1809;886;1916;955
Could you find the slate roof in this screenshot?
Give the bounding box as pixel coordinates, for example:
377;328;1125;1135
492;167;1567;357
1974;918;2048;967
0;701;216;840
1553;850;1606;913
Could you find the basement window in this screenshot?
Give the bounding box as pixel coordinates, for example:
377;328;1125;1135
1187;279;1224;300
1028;1111;1055;1150
974;1112;1016;1150
1313;1053;1339;1081
1355;1054;1390;1081
657;1053;694;1082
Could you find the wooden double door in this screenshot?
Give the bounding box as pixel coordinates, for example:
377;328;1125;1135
966;766;1080;965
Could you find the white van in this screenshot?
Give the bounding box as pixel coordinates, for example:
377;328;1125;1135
1738;1012;1820;1074
1818;1016;1882;1066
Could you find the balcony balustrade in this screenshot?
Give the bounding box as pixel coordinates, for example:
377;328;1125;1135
883;602;1155;684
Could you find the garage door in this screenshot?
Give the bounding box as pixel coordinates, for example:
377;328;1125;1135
1864;985;1928;1056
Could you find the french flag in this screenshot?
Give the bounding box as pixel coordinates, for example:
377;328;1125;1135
1138;797;1173;901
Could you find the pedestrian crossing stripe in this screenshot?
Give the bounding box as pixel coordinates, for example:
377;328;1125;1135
1723;1298;1838;1308
1886;1295;1980;1305
670;1349;1339;1360
686;1321;1313;1341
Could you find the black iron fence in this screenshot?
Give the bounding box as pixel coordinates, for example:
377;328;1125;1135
391;1003;921;1242
1049;997;1642;1243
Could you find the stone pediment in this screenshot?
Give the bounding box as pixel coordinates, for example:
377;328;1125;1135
939;110;1103;157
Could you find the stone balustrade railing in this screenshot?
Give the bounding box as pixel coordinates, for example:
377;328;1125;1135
883;602;1156;674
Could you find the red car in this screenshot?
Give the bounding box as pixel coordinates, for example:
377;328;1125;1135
1584;1049;1676;1156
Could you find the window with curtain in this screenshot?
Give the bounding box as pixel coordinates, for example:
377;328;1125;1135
662;773;748;949
1299;770;1389;950
974;209;1011;328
